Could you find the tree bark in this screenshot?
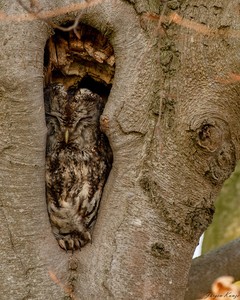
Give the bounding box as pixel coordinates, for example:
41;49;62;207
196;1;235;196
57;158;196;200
1;0;240;299
0;1;52;299
186;238;240;300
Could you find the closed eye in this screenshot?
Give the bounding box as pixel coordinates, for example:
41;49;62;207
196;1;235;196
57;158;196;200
76;116;93;127
46;112;64;124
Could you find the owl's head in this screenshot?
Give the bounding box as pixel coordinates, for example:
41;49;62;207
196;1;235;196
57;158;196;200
45;83;103;147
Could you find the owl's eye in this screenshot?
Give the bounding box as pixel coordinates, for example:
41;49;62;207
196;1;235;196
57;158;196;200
75;116;93;127
46;112;63;123
81;116;93;121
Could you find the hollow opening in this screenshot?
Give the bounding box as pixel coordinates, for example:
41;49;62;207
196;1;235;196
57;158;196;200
44;22;114;251
44;22;114;92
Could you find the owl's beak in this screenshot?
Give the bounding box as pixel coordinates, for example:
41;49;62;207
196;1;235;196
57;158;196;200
64;129;69;144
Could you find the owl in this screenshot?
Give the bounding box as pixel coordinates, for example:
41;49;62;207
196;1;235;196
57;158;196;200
45;83;112;251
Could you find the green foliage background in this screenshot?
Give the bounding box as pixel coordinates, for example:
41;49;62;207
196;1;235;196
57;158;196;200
202;162;240;253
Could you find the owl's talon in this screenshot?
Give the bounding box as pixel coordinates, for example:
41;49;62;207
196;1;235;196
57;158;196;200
58;239;67;251
56;233;85;251
74;239;80;249
68;239;75;250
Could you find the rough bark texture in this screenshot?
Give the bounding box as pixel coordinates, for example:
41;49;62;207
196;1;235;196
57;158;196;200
0;3;50;300
1;0;240;299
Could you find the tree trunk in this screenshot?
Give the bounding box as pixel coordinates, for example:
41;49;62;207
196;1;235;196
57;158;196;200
1;1;240;299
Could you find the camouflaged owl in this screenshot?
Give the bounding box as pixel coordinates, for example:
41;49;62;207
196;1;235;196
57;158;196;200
45;83;112;251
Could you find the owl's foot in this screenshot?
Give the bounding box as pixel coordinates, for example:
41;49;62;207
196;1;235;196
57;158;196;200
56;231;91;251
48;203;92;251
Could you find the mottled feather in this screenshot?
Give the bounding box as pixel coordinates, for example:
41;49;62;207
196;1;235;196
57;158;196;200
45;83;111;251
